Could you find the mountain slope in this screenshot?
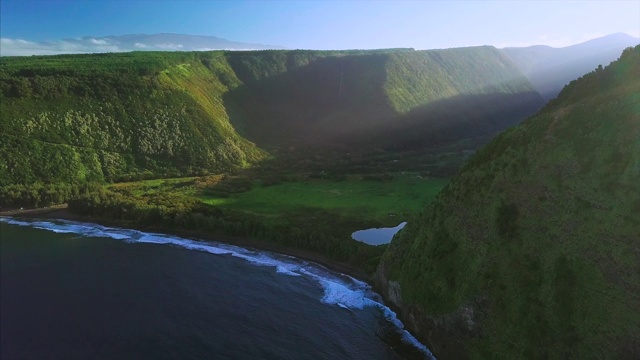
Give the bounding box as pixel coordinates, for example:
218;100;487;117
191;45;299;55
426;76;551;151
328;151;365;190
224;46;543;149
502;33;639;100
0;52;265;185
376;45;640;359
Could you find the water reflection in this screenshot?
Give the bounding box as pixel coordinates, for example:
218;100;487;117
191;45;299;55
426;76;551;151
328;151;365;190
351;222;407;246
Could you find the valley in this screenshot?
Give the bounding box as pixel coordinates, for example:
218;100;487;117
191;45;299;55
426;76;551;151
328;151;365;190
1;37;638;360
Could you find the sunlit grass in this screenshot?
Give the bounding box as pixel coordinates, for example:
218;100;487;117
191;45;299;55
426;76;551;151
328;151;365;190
108;173;449;225
198;174;448;223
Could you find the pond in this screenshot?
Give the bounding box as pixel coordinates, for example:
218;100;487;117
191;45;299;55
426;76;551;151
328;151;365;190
352;222;407;246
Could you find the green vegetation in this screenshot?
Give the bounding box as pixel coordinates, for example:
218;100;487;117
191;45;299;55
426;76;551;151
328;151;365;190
0;182;102;209
0;51;264;186
1;47;543;186
200;175;448;223
385;47;533;113
379;46;640;359
64;176;427;275
109;173;448;225
0;166;434;275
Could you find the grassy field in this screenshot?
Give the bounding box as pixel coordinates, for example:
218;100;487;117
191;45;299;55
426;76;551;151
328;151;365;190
110;173;449;227
110;177;199;196
200;175;447;223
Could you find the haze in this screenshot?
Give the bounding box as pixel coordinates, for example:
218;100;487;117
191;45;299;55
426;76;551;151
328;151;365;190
1;0;639;55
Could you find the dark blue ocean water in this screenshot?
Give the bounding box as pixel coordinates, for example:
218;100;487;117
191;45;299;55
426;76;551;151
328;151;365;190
0;217;435;360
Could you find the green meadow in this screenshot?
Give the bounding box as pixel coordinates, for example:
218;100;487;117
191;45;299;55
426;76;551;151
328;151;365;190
200;175;448;223
109;173;449;227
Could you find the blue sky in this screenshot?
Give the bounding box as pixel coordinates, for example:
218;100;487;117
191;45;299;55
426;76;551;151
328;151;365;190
1;0;639;51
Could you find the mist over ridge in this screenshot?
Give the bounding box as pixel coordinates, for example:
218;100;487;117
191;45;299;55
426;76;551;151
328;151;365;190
501;32;639;99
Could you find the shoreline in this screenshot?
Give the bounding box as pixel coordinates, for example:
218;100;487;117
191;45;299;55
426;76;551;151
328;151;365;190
1;206;439;360
0;206;374;284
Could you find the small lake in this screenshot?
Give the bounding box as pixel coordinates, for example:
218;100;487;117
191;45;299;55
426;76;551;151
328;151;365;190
352;222;407;246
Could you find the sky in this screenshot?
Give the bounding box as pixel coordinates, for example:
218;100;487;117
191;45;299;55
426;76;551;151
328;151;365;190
1;0;639;55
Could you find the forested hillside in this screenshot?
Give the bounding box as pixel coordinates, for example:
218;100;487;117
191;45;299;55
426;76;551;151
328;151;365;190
0;52;265;186
376;46;640;359
1;46;542;185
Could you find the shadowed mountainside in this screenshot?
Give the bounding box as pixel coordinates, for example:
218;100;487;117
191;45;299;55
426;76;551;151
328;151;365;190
376;45;640;359
224;47;543;149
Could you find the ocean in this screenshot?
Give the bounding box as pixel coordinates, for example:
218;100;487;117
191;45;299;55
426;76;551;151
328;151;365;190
0;217;435;360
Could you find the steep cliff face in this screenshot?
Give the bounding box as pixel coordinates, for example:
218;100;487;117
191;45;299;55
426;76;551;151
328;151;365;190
376;46;640;359
375;260;487;359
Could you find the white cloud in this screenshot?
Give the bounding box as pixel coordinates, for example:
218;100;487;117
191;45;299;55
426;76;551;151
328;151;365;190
0;37;121;56
0;34;281;56
155;43;184;50
89;38;109;45
0;38;191;56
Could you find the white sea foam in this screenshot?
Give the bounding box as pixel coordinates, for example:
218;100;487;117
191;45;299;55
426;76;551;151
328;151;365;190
0;216;435;359
1;217;33;226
